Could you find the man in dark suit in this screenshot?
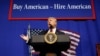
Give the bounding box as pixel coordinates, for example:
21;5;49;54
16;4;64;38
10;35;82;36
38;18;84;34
20;17;65;56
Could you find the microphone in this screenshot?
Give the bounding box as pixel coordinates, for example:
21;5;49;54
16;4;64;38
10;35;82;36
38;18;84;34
49;24;53;29
49;24;53;32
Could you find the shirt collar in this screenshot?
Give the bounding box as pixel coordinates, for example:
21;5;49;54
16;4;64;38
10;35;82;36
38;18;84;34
48;27;56;33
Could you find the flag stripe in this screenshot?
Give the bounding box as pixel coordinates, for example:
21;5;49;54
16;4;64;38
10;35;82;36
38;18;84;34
60;30;80;56
60;30;80;38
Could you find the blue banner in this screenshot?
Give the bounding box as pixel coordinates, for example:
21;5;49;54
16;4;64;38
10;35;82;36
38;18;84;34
9;0;96;20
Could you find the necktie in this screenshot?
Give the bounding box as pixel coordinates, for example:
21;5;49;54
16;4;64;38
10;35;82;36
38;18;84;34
50;29;52;32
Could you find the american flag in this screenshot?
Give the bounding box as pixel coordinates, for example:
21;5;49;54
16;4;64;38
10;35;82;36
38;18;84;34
30;29;45;35
60;30;80;56
28;29;80;56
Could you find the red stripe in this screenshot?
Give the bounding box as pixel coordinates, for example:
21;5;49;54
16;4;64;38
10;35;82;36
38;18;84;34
66;52;76;55
69;35;80;39
68;48;76;51
70;43;78;47
71;39;79;43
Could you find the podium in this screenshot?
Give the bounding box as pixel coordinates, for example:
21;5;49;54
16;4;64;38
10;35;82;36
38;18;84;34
30;33;70;56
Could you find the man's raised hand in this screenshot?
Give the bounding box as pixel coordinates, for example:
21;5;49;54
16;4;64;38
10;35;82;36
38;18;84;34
20;34;29;41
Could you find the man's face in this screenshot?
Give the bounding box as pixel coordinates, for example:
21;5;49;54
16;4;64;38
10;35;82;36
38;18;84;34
47;18;57;28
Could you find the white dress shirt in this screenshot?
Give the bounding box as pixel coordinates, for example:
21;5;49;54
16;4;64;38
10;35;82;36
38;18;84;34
47;28;56;33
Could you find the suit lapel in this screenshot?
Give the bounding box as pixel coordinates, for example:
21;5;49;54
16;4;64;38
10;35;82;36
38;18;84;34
55;30;60;35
